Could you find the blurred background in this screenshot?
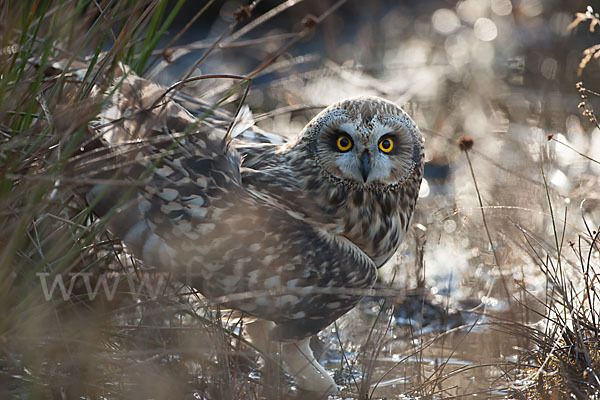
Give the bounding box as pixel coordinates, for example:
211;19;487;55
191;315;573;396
2;0;600;398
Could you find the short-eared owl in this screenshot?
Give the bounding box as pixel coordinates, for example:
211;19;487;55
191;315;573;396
75;67;424;393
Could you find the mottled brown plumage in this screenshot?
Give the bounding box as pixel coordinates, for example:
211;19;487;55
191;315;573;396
74;67;424;392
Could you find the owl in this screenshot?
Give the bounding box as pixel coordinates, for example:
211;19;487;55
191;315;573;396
73;66;424;394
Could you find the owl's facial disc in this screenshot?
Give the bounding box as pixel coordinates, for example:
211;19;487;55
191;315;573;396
327;124;374;184
314;121;416;187
302;96;423;189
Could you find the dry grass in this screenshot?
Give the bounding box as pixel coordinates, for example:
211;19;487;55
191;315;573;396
2;1;600;399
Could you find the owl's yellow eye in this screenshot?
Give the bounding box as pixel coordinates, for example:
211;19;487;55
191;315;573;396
379;138;394;153
336;135;353;152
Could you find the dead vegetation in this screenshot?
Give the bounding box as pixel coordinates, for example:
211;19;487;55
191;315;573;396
1;1;600;399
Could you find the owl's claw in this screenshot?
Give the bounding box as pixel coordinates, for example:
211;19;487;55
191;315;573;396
246;320;339;395
281;338;339;394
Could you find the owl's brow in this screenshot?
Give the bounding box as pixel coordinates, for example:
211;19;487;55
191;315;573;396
328;128;352;137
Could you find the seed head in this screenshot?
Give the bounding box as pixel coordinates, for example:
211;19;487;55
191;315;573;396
302;14;319;30
457;136;474;151
234;5;252;23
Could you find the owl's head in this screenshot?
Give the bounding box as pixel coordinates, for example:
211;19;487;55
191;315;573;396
297;96;424;190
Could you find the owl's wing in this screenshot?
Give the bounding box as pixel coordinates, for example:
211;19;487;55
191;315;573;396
171;90;288;146
74;72;376;341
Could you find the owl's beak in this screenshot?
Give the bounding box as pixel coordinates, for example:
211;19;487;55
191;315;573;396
360;151;370;182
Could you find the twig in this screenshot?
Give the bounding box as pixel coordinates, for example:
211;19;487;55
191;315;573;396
457;136;514;308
